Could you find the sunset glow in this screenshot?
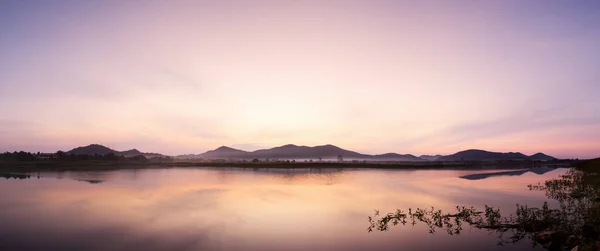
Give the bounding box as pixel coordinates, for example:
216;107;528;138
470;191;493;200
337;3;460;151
1;1;599;158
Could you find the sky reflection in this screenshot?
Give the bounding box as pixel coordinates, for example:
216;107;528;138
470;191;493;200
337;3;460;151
0;167;566;251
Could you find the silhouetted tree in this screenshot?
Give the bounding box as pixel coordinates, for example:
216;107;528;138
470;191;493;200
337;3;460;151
56;151;67;160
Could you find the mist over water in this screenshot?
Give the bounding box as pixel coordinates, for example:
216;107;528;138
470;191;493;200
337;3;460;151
0;167;566;251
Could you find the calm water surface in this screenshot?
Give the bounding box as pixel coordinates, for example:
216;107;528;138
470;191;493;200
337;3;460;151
0;167;567;251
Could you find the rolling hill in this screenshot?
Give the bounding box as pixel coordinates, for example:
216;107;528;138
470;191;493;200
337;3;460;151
67;144;117;155
437;149;555;161
66;144;165;158
529;153;556;161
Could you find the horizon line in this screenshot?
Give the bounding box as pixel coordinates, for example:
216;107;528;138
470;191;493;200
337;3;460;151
3;143;571;159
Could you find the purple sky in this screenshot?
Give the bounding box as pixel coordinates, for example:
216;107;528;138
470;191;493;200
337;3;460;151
0;0;599;158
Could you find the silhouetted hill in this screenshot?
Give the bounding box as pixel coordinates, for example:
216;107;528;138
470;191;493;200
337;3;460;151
438;149;553;161
120;149;142;157
419;155;442;161
67;144;116;155
372;153;422;161
529;153;556;161
251;144;367;159
66;144;165;158
201;146;249;158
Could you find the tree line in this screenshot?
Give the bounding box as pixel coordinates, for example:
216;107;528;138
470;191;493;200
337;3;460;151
0;151;159;162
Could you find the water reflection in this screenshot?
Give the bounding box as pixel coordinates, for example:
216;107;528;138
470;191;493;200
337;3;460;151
1;172;104;184
0;173;32;179
0;167;566;251
460;167;557;180
83;179;104;184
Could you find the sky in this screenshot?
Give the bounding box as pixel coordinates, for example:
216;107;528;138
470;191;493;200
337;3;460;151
0;0;599;158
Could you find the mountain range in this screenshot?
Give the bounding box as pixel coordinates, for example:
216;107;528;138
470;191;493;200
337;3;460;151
178;144;421;161
64;144;556;162
175;144;556;161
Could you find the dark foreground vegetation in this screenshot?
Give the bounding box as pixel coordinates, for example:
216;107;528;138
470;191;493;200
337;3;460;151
369;158;600;251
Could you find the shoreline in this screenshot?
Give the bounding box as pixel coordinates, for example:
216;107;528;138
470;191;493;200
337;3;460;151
0;159;574;172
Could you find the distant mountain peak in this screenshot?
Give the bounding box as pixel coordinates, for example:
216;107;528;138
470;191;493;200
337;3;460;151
200;146;248;158
215;146;237;151
67;144;116;155
530;152;556;161
317;144;342;150
121;149;142;154
461;149;489;153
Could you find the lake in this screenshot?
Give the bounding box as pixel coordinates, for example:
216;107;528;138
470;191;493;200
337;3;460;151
0;167;568;251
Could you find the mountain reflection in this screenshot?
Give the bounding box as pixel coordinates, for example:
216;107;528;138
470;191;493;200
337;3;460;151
0;172;104;184
460;167;557;180
0;173;32;179
214;168;347;185
82;179;104;184
3;167;348;186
